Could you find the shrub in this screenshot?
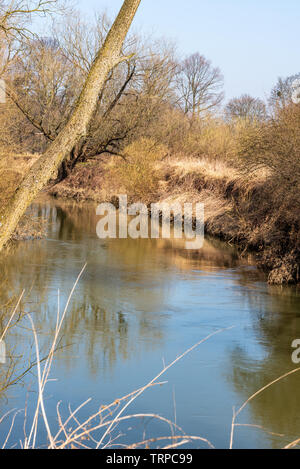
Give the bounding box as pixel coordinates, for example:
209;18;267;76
234;104;300;198
111;138;168;203
232;104;300;283
189;117;235;161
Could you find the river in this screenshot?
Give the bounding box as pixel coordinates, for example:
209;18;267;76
0;197;299;449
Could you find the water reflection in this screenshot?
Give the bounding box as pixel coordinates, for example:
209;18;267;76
227;282;300;447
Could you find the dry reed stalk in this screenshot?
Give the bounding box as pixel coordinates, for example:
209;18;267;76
229;367;300;449
0;290;25;343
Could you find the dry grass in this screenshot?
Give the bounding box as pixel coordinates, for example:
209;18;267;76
110;138;168;204
165;156;239;181
229;367;300;449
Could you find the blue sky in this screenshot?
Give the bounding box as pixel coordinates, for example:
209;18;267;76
75;0;300;102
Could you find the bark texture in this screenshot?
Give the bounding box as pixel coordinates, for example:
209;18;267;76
0;0;141;250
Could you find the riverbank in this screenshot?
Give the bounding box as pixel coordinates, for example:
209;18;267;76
48;154;300;286
2;145;299;286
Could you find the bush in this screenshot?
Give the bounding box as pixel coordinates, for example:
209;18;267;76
146;109;235;161
188;117;235;161
232;104;300;283
111;138;168;203
235;105;300;178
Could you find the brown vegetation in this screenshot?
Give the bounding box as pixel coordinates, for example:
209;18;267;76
49;103;300;285
0;1;299;284
0;153;45;241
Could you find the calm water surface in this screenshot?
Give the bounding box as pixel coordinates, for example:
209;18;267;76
0;197;300;449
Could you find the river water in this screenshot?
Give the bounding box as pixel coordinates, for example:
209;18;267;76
0;197;300;449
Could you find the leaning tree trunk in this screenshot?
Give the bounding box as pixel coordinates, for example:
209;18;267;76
0;0;141;251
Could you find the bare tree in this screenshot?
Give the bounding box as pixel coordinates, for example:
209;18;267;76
5;16;177;179
225;94;267;121
4;13;135;173
0;0;142;251
5;36;83;143
0;0;62;76
176;53;224;117
269;73;300;111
